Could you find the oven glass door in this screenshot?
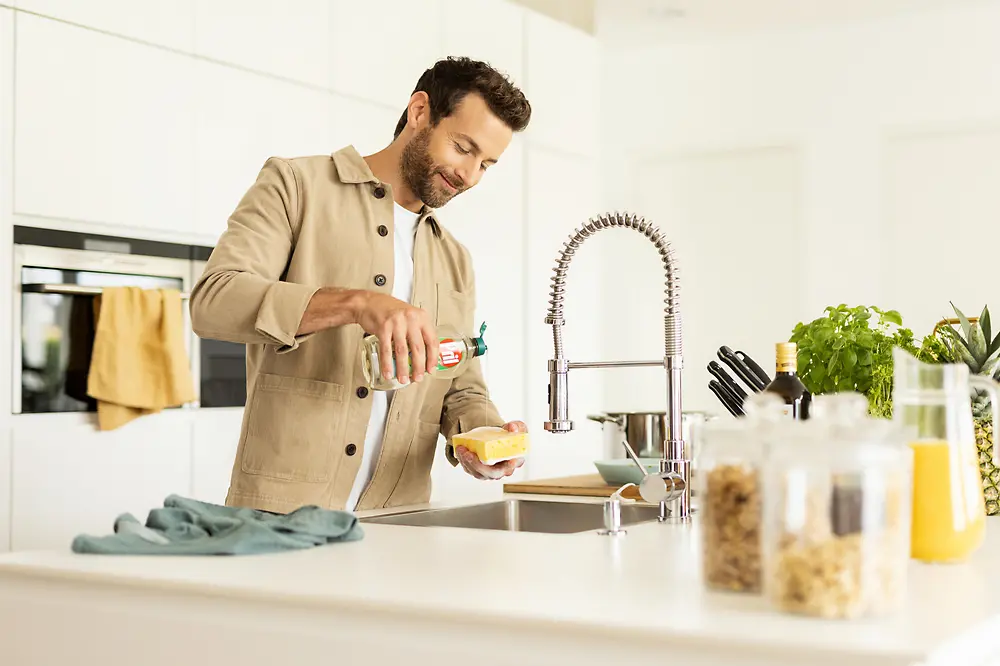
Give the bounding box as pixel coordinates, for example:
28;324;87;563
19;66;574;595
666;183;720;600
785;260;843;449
19;266;184;414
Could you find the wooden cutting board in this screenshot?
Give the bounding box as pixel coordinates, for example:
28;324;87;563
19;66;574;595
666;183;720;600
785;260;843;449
503;474;644;500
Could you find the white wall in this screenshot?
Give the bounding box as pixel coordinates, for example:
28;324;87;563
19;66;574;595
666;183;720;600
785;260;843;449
0;0;606;550
601;1;1000;414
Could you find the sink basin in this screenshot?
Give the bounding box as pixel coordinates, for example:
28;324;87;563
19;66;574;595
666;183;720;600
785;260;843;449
360;498;661;534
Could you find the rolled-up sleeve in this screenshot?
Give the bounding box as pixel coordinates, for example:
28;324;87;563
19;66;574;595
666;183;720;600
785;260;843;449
190;157;321;354
440;257;505;465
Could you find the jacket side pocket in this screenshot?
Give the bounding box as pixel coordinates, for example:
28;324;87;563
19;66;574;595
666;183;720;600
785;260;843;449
240;373;346;483
385;419;442;507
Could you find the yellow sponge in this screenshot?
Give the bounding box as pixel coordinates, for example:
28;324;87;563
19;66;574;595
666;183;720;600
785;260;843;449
453;426;530;463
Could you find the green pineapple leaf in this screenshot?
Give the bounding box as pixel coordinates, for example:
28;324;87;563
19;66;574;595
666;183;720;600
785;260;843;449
970;322;988;362
951;301;974;341
981;305;992;347
983;355;1000;379
940;324;980;372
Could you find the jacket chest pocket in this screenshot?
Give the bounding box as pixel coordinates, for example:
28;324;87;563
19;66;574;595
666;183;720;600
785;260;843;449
434;283;471;331
241;373;346;483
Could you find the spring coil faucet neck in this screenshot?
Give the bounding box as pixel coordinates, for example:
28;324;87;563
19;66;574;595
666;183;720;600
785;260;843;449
543;211;690;521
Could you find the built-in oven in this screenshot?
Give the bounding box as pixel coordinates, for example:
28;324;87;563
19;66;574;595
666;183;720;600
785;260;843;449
11;226;247;415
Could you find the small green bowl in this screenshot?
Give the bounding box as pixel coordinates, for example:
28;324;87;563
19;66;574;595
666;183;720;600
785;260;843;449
593;458;661;486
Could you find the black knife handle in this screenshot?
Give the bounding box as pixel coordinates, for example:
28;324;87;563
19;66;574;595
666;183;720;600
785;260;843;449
718;346;766;392
736;350;771;387
708;361;748;403
709;380;744;417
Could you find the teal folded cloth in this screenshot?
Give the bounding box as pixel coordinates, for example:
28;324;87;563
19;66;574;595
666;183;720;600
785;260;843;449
71;494;364;555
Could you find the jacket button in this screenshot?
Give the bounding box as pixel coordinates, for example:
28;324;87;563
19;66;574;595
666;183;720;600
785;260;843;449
373;274;386;287
345;443;357;456
373;186;386;199
377;225;388;237
356;386;369;399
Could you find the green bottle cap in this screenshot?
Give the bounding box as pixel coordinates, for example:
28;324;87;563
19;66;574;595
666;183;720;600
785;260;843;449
472;321;488;357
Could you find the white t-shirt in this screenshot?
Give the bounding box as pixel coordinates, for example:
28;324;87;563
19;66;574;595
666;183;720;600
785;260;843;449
345;202;420;511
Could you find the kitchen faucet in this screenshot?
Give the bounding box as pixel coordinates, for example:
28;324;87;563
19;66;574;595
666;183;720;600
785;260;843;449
543;211;691;522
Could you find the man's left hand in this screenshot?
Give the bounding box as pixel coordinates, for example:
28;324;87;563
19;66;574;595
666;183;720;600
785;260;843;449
455;421;528;480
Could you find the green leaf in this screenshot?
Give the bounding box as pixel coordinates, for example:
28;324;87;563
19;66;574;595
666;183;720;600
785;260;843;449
858;332;875;348
813;327;833;344
837;377;855;391
828;352;840;375
981;305;992;346
844;348;858;370
883;310;903;326
812;364;827;383
970;323;988;362
833;338;845;350
951;301;973;341
859;349;873;365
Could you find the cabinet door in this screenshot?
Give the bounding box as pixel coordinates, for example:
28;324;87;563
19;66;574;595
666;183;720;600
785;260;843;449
15;0;195;51
523;148;603;481
194;0;330;87
0;7;13;553
524;12;599;155
191;409;243;506
443;0;525;85
329;96;399;163
194;60;333;243
330;0;446;108
14;15;196;236
11;412;193;551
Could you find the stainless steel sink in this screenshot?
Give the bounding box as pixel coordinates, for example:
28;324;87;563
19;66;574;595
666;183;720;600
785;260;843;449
360;498;661;534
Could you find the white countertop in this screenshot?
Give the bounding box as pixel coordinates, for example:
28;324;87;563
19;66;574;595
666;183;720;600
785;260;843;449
0;493;998;666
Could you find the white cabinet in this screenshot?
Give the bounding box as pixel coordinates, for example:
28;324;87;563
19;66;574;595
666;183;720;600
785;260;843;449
621;146;806;414
330;0;446;109
0;7;12;553
194;0;330;87
14;14;196;236
524;12;600;155
523;148;604;481
10;411;194;551
193;60;333;243
329;95;399;157
191;409;243;506
443;0;525;85
14;0;196;51
0;431;9;553
884;127;1000;336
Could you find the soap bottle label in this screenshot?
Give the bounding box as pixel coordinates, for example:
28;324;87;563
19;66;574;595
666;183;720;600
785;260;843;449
437;339;464;371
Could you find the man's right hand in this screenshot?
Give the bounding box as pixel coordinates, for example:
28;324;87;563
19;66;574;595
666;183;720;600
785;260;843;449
355;292;439;385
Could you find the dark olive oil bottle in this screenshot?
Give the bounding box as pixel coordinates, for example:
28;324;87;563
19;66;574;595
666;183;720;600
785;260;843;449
763;342;811;419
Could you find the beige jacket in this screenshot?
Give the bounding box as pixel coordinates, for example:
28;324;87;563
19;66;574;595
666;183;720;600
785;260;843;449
189;145;505;514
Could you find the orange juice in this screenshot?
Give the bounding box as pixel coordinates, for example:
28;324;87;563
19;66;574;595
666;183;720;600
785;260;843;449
909;439;985;563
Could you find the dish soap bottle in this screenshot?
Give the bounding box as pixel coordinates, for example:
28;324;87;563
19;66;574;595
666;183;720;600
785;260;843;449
360;322;489;391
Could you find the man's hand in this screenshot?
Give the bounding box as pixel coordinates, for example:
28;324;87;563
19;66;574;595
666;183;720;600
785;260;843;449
455;421;528;480
355;292;439;385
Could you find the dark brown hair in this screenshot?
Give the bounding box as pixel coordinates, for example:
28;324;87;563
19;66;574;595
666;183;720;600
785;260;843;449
394;56;531;139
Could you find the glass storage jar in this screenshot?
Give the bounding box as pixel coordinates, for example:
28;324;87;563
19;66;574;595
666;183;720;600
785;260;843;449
762;396;913;619
697;393;785;594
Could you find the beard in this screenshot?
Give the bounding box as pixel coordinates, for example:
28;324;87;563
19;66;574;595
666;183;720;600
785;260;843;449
399;127;463;208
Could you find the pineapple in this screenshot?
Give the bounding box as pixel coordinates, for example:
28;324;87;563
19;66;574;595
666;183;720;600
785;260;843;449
936;302;1000;516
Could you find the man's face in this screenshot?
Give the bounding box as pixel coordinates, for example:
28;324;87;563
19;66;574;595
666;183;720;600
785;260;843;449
400;93;513;209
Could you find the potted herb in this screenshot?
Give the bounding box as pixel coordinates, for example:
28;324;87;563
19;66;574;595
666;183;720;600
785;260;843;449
788;304;919;418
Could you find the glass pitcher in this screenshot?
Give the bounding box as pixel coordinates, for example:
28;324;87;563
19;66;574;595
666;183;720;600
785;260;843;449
892;348;1000;563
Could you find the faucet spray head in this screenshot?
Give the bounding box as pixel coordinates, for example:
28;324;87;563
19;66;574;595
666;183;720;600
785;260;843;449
544;357;573;433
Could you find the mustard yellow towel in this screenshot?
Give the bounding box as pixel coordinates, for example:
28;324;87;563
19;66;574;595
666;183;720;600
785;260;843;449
87;287;196;431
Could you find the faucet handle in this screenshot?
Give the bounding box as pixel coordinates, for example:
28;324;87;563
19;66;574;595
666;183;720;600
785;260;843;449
638;472;686;504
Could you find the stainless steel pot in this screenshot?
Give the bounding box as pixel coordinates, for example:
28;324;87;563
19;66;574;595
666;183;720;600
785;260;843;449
587;410;715;463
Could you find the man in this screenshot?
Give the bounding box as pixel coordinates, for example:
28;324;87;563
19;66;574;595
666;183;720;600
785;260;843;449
189;57;532;514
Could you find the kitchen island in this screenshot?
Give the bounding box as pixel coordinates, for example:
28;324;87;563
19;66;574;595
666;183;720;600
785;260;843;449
0;493;997;666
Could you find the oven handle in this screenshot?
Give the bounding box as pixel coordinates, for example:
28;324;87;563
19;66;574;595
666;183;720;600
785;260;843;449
21;283;191;299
